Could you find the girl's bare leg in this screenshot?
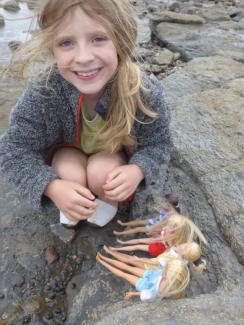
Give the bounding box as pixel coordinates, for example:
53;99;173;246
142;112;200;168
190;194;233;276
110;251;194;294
113;226;146;236
117;219;147;227
96;254;138;287
97;252;144;277
110;244;149;253
104;246;146;268
116;237;155;245
87;151;127;201
52;148;87;185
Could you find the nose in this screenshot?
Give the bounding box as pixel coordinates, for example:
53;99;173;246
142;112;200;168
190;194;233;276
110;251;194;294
74;43;94;64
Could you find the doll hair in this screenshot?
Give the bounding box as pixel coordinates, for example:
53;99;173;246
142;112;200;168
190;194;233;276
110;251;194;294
158;258;190;299
148;213;207;246
6;0;156;153
176;242;207;272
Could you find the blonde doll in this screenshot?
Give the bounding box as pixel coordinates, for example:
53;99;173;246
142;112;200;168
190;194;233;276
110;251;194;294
96;251;190;301
113;213;207;257
0;0;172;227
104;243;207;272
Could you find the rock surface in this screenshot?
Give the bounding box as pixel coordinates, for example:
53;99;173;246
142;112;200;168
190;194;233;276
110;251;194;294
0;0;243;324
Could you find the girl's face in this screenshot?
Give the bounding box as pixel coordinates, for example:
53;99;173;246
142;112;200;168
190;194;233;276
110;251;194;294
52;6;118;101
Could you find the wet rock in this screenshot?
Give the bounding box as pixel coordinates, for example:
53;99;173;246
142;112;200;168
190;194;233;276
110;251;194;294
162;56;244;264
11;273;25;288
50;223;76;243
229;9;244;21
3;0;20;12
149;10;205;24
151;19;244;60
44;246;59;264
0;15;5;26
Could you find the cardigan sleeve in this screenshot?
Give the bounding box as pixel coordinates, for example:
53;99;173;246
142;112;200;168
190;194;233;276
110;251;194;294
0;81;60;210
129;74;173;186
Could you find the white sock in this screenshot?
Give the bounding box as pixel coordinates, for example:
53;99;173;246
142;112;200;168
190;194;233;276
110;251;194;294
87;199;118;227
60;211;78;225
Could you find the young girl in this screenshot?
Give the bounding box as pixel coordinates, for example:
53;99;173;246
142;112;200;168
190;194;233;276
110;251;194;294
0;0;172;226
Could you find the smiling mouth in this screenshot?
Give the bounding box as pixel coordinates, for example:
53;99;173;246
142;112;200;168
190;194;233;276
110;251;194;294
73;68;101;78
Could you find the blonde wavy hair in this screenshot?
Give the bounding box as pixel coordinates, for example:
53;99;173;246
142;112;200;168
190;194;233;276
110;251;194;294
148;213;208;246
158;258;190;299
6;0;156;152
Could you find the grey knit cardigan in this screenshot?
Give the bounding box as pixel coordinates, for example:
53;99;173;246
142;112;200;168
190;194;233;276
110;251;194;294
0;70;172;210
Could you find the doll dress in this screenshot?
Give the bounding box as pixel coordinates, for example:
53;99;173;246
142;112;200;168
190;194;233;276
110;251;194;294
135;268;163;301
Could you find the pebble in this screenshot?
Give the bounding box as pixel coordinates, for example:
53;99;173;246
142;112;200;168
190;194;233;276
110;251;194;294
44;246;60;264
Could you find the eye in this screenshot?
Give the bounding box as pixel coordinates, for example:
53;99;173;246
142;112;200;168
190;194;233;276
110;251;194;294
58;40;74;48
92;36;107;44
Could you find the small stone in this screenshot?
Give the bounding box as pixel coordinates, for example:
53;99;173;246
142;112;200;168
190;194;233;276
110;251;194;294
0;292;5;299
1;312;8;320
8;41;22;51
44;246;60;264
70;282;76;289
22;315;31;323
168;2;181;12
3;0;20;12
50;223;76;243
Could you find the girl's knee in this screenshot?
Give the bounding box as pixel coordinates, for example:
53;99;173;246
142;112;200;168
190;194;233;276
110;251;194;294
87;151;126;196
52;148;88;184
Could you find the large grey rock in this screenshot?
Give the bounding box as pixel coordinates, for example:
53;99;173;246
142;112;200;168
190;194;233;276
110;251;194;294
149;10;205;24
151;20;244;60
162;56;244;265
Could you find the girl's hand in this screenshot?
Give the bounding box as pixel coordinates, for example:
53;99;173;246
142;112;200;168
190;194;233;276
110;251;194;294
44;179;97;221
103;164;144;202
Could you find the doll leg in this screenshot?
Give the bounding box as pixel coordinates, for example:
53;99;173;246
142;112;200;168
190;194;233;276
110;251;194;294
104;246;146;268
87;151;127;200
113;226;146;236
116;237;155;245
117;219;147;227
96;254;138;287
110;244;149;253
97;252;144;277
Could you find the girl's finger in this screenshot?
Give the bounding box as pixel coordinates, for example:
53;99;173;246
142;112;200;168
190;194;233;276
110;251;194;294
103;176;123;191
75;185;95;201
105;167;121;184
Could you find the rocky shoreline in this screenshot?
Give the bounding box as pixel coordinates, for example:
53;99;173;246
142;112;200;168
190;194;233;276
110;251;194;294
0;0;244;324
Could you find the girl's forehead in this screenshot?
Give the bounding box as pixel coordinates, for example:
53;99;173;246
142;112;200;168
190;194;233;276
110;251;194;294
55;6;108;36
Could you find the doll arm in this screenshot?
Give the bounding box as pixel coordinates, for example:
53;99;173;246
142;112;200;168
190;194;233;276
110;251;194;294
117;219;147;227
113;226;147;236
116;237;156;245
124;291;141;300
110;244;149;253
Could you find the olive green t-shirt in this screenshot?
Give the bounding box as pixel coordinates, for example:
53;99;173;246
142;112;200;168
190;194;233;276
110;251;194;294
80;104;106;155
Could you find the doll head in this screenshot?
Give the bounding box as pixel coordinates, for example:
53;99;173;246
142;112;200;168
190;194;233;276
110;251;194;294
176;242;207;272
148;213;207;246
158;258;190;299
176;242;202;262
